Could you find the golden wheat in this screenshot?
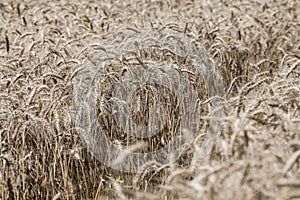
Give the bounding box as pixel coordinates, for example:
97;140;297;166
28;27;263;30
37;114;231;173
0;0;299;199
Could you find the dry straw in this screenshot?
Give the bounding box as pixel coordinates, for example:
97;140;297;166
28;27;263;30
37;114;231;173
0;0;299;199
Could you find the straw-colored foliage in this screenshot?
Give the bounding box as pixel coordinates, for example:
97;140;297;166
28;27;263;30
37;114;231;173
0;0;299;199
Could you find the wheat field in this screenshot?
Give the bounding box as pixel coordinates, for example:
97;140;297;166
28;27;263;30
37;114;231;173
0;0;299;199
